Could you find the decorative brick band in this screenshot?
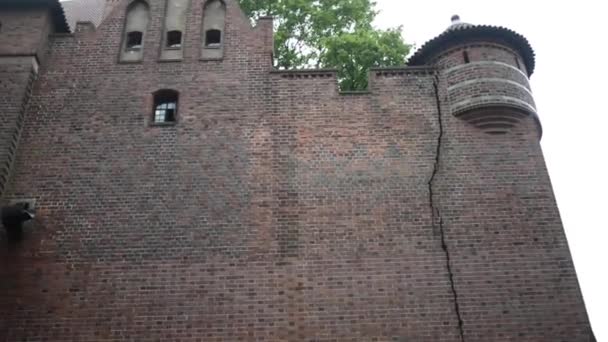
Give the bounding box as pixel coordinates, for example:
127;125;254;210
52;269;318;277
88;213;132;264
451;95;537;116
448;77;532;94
448;77;536;113
271;69;337;79
445;60;528;79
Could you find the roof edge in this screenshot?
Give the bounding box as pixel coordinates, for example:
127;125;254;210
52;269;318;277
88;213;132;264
0;0;70;33
408;25;536;76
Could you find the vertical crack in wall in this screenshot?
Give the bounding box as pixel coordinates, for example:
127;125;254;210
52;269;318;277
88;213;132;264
430;74;465;342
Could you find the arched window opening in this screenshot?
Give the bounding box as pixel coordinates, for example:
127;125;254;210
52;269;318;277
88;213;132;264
126;31;143;49
121;0;149;61
166;30;182;48
201;0;226;58
205;29;221;47
153;90;179;124
161;0;188;60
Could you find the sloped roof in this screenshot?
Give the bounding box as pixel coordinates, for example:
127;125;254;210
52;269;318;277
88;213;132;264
0;0;70;33
409;22;536;76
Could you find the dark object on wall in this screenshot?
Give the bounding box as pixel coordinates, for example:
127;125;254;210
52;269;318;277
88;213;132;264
1;204;35;241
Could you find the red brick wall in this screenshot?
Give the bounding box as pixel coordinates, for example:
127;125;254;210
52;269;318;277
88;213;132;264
430;44;591;341
0;1;593;341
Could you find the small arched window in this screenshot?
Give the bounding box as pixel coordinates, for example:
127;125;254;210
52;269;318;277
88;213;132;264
153;90;179;124
201;0;226;59
205;29;221;47
121;0;149;61
166;30;182;48
161;0;188;60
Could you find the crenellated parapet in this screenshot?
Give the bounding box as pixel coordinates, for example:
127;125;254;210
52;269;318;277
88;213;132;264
270;66;436;99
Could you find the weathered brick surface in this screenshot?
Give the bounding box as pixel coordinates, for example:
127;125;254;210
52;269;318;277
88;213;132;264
435;72;590;341
0;0;594;341
438;45;536;118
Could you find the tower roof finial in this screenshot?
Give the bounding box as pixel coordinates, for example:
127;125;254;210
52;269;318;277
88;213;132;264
451;15;461;23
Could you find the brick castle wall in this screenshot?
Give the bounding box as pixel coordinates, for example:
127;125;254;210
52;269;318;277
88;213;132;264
0;0;594;341
432;46;590;339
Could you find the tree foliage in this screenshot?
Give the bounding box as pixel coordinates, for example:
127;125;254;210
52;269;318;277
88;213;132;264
320;28;409;90
238;0;411;90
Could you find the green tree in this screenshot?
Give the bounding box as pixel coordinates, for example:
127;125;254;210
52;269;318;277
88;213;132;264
320;28;409;90
238;0;411;90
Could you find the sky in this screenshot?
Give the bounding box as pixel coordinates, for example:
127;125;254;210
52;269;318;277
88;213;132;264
374;0;607;339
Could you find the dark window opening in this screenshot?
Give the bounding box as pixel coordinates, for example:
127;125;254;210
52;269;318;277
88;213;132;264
205;29;222;47
126;31;143;50
514;55;521;70
166;30;182;48
463;50;470;64
153;90;178;124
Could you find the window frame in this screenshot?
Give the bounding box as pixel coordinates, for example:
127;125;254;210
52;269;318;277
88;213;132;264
151;89;179;126
165;30;183;49
204;29;222;48
126;31;144;50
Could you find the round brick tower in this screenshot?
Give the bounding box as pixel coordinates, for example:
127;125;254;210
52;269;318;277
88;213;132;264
409;15;539;135
409;17;596;341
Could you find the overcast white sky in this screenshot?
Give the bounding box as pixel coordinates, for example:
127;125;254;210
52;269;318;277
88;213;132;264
374;0;607;339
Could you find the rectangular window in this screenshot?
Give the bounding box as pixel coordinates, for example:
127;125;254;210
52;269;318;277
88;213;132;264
153;90;178;124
